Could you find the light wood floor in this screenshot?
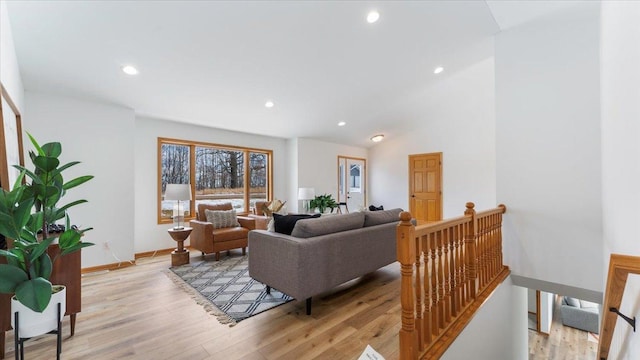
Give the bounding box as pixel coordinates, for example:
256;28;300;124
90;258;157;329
3;252;596;359
4;251;403;360
528;295;598;360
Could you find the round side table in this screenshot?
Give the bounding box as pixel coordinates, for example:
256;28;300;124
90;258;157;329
168;227;192;266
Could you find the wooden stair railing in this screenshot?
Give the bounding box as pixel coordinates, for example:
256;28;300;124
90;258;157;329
397;202;510;360
598;254;640;360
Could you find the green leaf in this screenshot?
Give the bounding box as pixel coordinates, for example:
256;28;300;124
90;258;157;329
63;175;93;190
36;252;52;279
27;132;45;157
57;199;88;214
29;237;54;263
14;165;43;185
0;264;28;294
50;161;80;179
58;229;80;249
33;156;60;173
41;142;62;158
15;277;52;313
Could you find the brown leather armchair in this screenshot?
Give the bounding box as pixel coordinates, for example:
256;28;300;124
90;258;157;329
189;203;255;260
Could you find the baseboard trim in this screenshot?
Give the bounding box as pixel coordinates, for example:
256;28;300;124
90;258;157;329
135;247;175;259
82;260;136;274
81;247;178;274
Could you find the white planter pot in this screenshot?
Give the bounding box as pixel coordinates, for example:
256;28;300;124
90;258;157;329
11;285;66;338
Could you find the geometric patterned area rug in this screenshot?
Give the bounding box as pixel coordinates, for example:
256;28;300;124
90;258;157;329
165;253;292;326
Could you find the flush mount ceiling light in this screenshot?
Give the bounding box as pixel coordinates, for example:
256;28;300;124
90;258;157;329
434;66;444;74
265;100;275;108
121;65;139;75
367;10;380;24
338;121;346;126
370;134;384;142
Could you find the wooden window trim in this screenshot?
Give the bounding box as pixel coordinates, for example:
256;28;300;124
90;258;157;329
157;137;273;224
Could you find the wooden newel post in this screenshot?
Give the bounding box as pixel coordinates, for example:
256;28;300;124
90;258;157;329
397;211;417;360
464;202;477;300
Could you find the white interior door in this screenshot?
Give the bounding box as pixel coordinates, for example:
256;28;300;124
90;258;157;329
338;156;366;212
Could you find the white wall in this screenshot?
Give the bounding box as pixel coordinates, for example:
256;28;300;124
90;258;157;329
600;1;640;358
24;92;136;268
369;57;496;216
294;138;367;213
0;1;24;112
286;138;299;212
442;279;528;360
495;3;603;292
539;291;554;334
134;116;288;253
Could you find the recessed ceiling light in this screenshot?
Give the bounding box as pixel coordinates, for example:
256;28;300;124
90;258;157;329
367;11;380;24
370;134;384;142
265;101;275;108
434;66;444;74
338;121;346;127
121;65;138;75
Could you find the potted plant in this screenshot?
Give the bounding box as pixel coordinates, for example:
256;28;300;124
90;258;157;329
0;133;93;337
309;193;338;214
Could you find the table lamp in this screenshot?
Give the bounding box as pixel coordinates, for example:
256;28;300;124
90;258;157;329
298;187;315;214
165;184;192;229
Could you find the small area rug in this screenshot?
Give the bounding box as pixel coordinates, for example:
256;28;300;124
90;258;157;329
166;254;292;326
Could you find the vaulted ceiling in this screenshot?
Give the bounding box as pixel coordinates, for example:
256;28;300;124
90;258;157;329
5;1;578;147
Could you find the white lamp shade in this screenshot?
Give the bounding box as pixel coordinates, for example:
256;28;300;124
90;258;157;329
164;184;192;201
298;187;315;200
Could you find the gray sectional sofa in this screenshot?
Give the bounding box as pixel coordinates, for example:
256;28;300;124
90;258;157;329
248;208;402;315
560;296;601;333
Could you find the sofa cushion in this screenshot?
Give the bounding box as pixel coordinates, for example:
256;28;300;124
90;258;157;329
273;213;320;235
364;208;403;227
205;209;240;229
291;212;365;238
564;296;580;308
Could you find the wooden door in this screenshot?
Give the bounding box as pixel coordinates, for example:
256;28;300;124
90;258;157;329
409;153;442;222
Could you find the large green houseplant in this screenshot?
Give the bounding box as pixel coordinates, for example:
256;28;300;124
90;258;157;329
0;133;94;313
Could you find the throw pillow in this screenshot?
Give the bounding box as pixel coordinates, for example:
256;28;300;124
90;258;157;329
205;209;240;229
273;213;320;235
369;205;384;211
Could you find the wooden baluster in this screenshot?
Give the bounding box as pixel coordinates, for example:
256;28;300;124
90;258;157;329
397;212;417;360
498;206;506;269
455;223;463;313
443;228;451;324
423;235;432;345
482;216;489;288
491;214;501;279
415;235;424;351
464;202;477;300
449;226;458;318
479;216;486;289
436;231;445;329
430;232;439;337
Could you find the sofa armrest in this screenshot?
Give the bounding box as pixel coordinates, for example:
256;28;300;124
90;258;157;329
237;216;256;230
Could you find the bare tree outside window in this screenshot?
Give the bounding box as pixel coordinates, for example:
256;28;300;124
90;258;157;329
160;143;191;219
249;152;268;209
195;147;245;210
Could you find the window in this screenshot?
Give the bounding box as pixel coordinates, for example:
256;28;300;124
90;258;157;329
158;138;272;224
